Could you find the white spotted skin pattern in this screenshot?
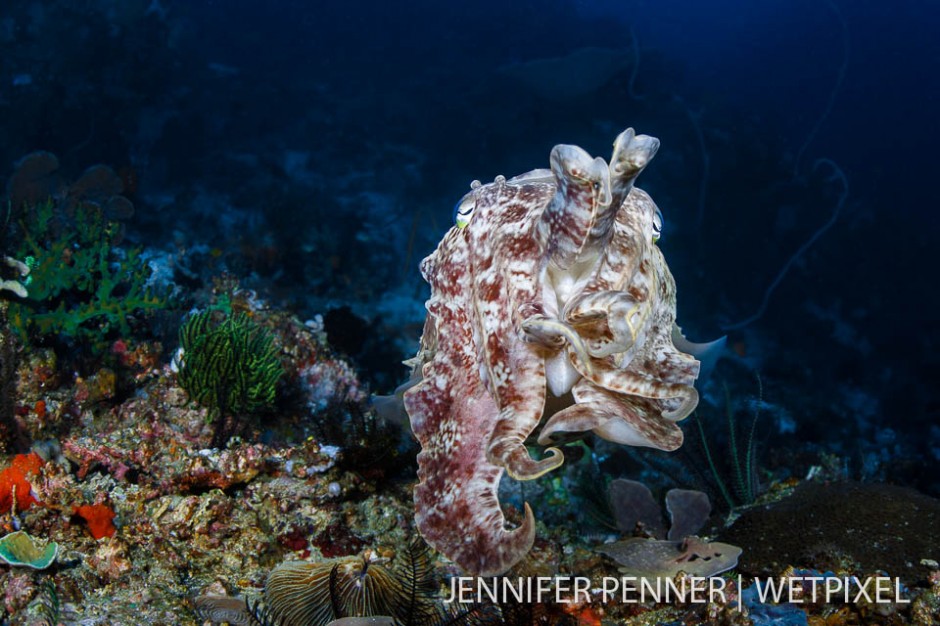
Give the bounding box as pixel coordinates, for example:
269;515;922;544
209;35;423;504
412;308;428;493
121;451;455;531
403;128;700;575
404;194;543;576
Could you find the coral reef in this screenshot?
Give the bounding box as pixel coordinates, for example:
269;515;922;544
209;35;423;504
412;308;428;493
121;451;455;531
0;453;42;513
0;4;934;624
0;307;31;454
0;287;421;624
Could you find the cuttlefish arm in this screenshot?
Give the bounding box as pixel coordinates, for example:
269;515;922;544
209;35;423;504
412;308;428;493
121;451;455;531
586;128;660;253
538;145;611;270
568;351;699;422
563;189;663;356
537;378;685;451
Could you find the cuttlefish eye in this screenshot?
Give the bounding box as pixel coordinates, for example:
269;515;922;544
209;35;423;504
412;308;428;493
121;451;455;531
652;207;664;243
454;192;476;229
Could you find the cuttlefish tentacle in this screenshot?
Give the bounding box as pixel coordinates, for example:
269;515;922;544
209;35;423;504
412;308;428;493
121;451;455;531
487;417;564;480
660;388;699;421
477;310;562;481
485;319;564;480
517;301;565;349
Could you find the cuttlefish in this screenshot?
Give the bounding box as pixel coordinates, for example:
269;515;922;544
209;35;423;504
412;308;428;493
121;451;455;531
403;129;720;575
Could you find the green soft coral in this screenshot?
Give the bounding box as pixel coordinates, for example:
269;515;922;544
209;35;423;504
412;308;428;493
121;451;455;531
7;199;164;351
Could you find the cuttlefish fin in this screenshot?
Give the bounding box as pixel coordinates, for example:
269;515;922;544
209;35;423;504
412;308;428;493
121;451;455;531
672;325;726;384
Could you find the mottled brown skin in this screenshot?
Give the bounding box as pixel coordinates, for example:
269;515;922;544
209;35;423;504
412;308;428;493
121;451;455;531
404;177;555;576
404;129;700;576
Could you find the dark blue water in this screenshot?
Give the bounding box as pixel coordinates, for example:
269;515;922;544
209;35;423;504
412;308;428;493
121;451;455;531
1;0;937;491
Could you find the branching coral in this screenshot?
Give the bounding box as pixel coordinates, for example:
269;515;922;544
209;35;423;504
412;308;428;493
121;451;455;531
6;199;164;354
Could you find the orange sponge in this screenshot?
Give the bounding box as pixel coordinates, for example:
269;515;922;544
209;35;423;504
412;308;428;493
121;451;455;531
0;453;42;514
74;504;117;539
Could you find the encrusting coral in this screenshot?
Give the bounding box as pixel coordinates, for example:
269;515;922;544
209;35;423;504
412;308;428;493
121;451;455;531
0;452;42;514
0;531;58;570
73;503;117;539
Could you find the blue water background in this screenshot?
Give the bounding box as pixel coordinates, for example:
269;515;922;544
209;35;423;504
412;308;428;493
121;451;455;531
1;0;938;488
